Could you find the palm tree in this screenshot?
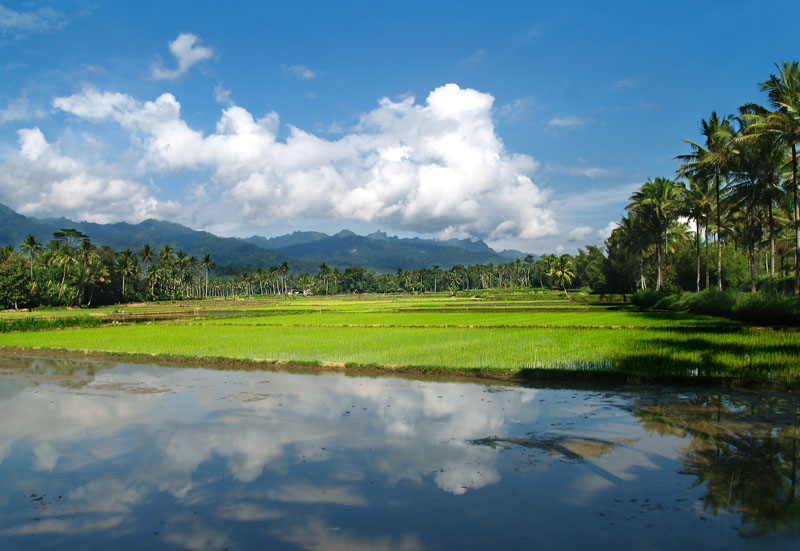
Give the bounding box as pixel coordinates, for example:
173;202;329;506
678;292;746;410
139;243;153;272
116;249;139;299
548;255;576;298
19;234;40;284
682;175;714;291
50;241;77;301
445;270;462;295
317;262;331;294
678;112;737;291
755;61;800;294
200;254;215;298
733;104;787;291
279;261;290;295
628;177;686;291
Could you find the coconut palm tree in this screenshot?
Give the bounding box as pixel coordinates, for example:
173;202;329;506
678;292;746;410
682;175;714;291
18;234;40;285
627;177;686;291
549;255;576;298
116;249;139;299
753;61;800;294
678;113;737;291
200;254;215;298
733;104;788;291
317;262;331;294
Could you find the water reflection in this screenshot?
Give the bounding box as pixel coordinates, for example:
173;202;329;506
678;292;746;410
0;355;797;550
633;392;800;537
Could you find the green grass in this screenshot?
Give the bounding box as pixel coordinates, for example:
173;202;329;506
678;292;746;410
0;316;106;332
1;292;796;383
199;309;741;328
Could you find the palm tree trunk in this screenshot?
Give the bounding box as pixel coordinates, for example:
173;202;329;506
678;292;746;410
58;264;67;300
696;220;701;292
716;173;723;292
656;238;663;291
769;200;775;292
749;238;756;293
704;224;710;290
793;144;799;295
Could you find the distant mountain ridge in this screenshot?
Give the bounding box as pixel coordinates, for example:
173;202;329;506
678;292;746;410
0;204;534;272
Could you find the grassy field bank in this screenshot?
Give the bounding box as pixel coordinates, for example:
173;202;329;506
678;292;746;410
0;292;797;383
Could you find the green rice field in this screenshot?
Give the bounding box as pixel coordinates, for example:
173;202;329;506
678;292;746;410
0;292;797;382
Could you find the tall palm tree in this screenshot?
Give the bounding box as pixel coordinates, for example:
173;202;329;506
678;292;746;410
678;112;737;291
19;234;40;284
548;255;576;298
628;177;686;291
682;175;714;291
733;104;787;291
116;249;139;299
50;241;76;301
139;243;153;272
200;254;215;298
755;61;800;294
317;262;331;295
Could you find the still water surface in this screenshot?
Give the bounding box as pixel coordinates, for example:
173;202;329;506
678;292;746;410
0;355;797;550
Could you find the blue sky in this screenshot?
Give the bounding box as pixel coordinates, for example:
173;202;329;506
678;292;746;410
0;1;797;254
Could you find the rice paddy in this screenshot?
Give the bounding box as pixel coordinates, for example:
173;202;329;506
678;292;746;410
0;291;797;383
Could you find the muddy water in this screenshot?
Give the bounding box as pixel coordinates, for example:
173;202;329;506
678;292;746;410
0;356;797;550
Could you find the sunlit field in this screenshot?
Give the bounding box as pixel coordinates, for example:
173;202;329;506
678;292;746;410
1;292;797;382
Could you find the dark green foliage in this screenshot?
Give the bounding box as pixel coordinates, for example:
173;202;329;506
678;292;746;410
574;245;606;289
0;316;105;332
0;252;31;310
633;290;800;326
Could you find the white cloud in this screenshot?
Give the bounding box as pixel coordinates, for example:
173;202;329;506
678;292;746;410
280;64;317;80
596;221;618;240
214;84;232;105
0;95;45;124
53;83;557;241
151;33;214;80
0;4;64;35
0;127;181;223
567;226;593;242
544;163;612;179
548;115;593;128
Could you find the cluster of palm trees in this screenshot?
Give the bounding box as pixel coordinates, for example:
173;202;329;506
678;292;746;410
609;61;800;294
6;234;219;307
4;230;600;309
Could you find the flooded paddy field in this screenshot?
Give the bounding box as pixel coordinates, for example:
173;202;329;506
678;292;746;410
0;355;797;550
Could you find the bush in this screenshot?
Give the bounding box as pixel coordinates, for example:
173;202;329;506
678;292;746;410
634;289;800;326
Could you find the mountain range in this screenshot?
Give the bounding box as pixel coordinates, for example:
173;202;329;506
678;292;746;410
0;204;532;273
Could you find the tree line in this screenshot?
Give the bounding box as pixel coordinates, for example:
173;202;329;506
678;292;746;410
606;61;800;295
0;227;611;309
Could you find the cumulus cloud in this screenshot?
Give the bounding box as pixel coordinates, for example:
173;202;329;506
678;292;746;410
151;33;213;80
596;221;618;239
280;64;317;80
53;83;557;240
567;226;593;242
0;127;180;223
548;115;593;128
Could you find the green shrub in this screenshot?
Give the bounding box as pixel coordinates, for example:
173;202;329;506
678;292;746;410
635;290;800;326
